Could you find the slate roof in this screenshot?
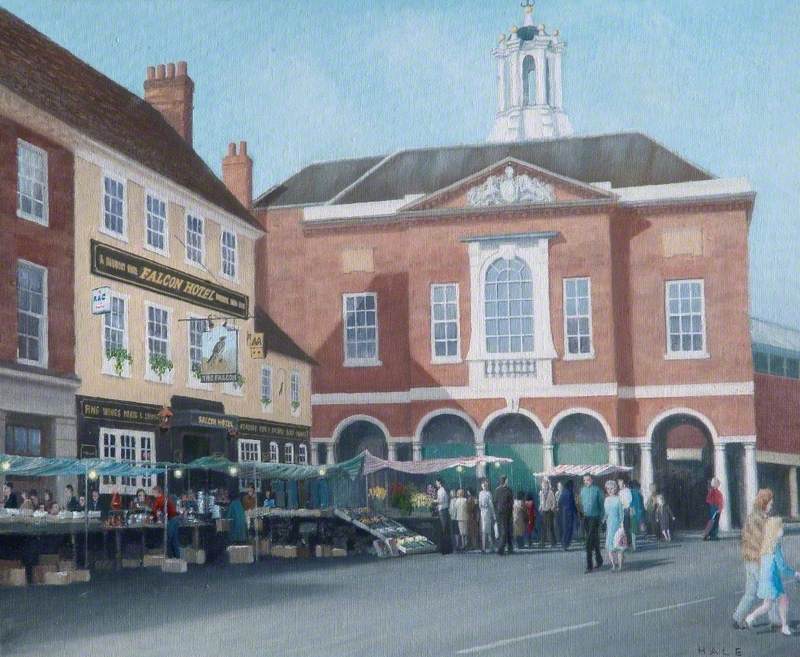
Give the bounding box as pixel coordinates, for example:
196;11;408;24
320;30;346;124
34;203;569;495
0;9;259;230
751;318;800;355
255;132;713;209
255;307;316;366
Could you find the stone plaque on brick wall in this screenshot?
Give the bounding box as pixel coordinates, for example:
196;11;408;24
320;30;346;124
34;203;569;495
341;247;374;273
662;227;703;257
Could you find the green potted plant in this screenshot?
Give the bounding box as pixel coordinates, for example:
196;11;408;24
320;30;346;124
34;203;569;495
148;353;173;380
106;346;132;377
291;400;301;413
233;373;245;390
191;362;202;380
261;396;272;406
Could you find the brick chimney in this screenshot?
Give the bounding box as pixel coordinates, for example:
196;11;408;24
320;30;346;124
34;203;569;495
222;141;253;209
144;60;194;146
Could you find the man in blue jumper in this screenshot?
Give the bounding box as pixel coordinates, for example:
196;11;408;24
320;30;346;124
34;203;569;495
580;474;604;573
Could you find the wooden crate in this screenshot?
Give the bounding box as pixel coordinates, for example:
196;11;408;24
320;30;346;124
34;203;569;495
43;571;70;586
226;545;254;564
32;564;57;584
161;558;188;574
143;554;165;568
69;570;91;584
331;548;347;558
0;568;26;587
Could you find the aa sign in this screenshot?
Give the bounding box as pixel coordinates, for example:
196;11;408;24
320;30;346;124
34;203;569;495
199;324;239;383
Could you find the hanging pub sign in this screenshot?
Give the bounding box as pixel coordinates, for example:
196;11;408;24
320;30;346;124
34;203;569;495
199;324;239;383
90;240;248;319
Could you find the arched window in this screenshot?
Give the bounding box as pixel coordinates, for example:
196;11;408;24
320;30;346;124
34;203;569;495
485;258;534;354
269;441;279;463
545;56;552;105
522;56;536;106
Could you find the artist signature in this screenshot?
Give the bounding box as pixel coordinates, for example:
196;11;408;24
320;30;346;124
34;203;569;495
696;648;742;656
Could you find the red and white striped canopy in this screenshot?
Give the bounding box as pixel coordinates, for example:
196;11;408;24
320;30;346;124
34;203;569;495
533;464;633;478
362;451;512;476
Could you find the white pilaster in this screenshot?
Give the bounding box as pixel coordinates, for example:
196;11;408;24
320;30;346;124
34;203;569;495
551;48;564;109
387;443;397;462
790;467;799;518
326;447;336;466
639;442;654;495
713;444;731;532
310;443;319;466
743;443;758;514
543;443;554;472
496;56;507;113
608;441;620;466
412;441;422;462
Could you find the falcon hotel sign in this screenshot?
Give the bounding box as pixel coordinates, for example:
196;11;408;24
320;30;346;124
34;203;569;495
91;240;248;318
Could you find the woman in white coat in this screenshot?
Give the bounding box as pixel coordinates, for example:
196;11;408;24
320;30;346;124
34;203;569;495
478;479;496;553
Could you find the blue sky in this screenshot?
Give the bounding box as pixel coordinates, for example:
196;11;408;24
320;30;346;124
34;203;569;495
3;0;799;325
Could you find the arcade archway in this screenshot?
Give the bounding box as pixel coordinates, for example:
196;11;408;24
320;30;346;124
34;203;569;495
419;412;476;490
335;419;388;462
483;413;543;494
551;413;609;466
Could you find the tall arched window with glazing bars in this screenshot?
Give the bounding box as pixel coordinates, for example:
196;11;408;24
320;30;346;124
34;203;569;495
484;257;534;354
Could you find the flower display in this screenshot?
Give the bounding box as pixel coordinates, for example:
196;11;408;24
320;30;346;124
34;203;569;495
368;486;387;501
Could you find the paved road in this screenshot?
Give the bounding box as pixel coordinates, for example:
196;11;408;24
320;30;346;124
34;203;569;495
2;535;799;657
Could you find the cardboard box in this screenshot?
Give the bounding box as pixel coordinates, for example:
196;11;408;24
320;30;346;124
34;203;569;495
3;568;27;587
331;548;347;558
143;554;165;568
270;545;285;558
43;571;70;586
161;558;187;574
122;558;141;569
179;548;206;565
38;554;60;566
315;545;333;558
32;564;57;584
69;570;91;584
258;538;271;557
215;518;231;533
226;545;254;564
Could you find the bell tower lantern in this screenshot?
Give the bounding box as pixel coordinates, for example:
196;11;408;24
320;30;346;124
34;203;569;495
488;2;574;142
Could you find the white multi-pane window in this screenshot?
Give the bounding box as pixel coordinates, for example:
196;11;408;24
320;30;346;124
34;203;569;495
260;366;273;410
343;293;378;365
145;193;167;252
146;305;170;380
665;280;707;357
238;439;261;490
431;283;460;361
269;441;279;463
290;370;301;413
284;443;295;464
103;295;129;375
298;444;308;465
221;231;237;278
185;214;204;265
17;139;48;225
485;257;534;354
17;261;47;367
103;176;125;237
563;277;593;358
188;318;208;384
99;429;155;493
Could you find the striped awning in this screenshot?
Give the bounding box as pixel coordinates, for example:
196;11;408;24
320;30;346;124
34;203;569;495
533;464;633;478
363;451;512;476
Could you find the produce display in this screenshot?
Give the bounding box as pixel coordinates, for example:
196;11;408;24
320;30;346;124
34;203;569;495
335;508;436;555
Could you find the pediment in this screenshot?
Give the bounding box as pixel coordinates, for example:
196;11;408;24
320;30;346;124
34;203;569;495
401;157;614;212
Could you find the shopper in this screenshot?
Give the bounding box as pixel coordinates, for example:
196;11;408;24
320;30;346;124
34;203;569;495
732;489;779;629
645;482;658;537
513;492;527;550
559;479;578;550
86;489;103;514
628;480;646;551
64;484;80;512
243;484;257;512
655;494;675;541
453;489;468;551
538;478;557;548
618;478;633;546
435;478;452;555
579;474;604;573
744;517;800;636
604;480;626;572
151;484;180;558
41;489;54;512
493;476;514;555
466;489;480;550
1;482;18;509
524;494;537;548
130;488;149;513
704;478;724;541
478;479;495;553
449;489;459;550
226;491;248;544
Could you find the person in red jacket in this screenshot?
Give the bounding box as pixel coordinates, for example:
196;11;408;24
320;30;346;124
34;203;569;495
151;485;180;557
704;478;724;541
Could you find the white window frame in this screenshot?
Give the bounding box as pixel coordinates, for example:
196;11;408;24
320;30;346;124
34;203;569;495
99;173;127;241
284;442;295;464
101;291;131;378
260;365;273;413
268;441;280;463
430;283;461;364
237;438;262;491
187;316;211;390
220;230;238;281
16;259;48;368
16;139;48;226
298;444;308;465
144;191;169;256
290;370;301;416
144;301;173;383
98;428;156;494
664;279;709;360
562;277;595;360
185;212;205;268
342;292;381;367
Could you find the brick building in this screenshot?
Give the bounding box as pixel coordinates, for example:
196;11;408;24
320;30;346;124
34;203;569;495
253;7;760;530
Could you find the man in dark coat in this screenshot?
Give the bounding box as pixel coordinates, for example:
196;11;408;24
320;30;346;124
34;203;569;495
2;482;19;509
493;476;514;555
